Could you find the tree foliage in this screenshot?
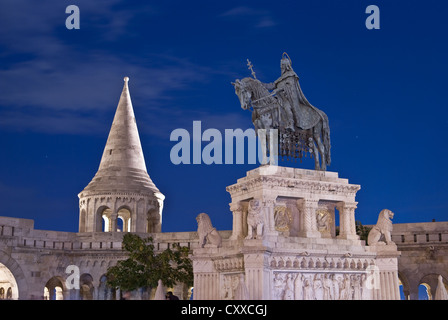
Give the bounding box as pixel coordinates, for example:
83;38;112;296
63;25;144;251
356;221;372;243
105;233;193;292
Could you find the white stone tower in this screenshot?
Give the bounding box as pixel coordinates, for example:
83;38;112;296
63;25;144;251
78;77;164;233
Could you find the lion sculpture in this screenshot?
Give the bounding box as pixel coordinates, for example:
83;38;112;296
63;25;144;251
246;199;264;240
367;209;395;246
196;213;222;248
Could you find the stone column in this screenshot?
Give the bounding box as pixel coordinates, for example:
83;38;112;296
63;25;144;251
297;198;321;238
230;202;244;240
407;280;420;300
192;258;217;300
243;251;271;299
370;246;401;300
110;213;118;232
337;201;359;240
261;196;278;237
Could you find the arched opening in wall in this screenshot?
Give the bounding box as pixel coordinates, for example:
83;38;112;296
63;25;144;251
102;215;110;232
80;274;94;300
55;286;64;300
334;205;341;237
419;283;432;300
117;207;131;232
44;276;66;300
98;207;112;232
117;216;124;232
398;279;406;300
0;262;19;300
98;275;109;300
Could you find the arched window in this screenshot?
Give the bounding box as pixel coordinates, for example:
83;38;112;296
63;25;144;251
55;286;63;300
6;287;12;300
102;214;110;232
117;207;131;232
97;207;112;232
44;287;50;300
80;274;94;300
0;262;19;299
117;216;124;232
419;283;432;300
44;277;65;300
98;275;108;300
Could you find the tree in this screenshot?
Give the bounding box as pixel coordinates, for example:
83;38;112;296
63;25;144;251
356;221;372;243
105;233;193;292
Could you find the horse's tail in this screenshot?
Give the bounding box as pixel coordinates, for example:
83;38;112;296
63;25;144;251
321;113;331;166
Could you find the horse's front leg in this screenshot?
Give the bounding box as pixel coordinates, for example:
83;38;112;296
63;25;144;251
313;124;326;171
312;140;321;170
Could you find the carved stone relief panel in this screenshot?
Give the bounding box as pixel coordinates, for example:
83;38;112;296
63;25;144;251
275;197;301;236
221;273;243;300
272;271;370;300
317;201;336;238
274;206;292;233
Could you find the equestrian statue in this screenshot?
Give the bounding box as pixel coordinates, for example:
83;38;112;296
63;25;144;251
232;53;331;171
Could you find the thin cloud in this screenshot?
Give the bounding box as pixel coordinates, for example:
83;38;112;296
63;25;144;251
0;56;211;134
220;6;277;28
0;1;211;135
0;1;247;136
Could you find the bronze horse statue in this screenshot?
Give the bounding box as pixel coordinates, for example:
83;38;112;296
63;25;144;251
232;55;331;170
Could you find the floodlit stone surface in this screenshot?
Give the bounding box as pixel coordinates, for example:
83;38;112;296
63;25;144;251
0;78;445;300
78;77;164;233
192;165;402;300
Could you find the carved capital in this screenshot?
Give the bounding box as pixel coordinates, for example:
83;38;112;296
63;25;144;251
297;198;319;210
229;202;243;213
337;201;357;212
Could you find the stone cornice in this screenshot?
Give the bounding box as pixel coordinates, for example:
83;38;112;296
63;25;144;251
226;175;360;197
78;190;164;200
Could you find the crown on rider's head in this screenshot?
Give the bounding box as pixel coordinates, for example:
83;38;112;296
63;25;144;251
282;52;292;64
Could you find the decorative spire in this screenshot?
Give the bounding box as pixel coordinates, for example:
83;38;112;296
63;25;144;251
78;77;164;233
81;77;160;194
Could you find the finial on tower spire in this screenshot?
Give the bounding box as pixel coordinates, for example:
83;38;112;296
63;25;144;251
124;76;129;83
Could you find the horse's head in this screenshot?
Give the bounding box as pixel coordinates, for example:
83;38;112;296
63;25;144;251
232;78;252;110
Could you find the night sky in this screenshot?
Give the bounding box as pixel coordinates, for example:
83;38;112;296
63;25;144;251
0;0;447;233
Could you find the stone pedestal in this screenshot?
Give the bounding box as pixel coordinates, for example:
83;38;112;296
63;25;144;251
367;244;401;300
192;165;401;300
226;165;361;242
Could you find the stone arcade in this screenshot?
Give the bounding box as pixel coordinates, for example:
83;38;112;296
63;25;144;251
0;76;446;300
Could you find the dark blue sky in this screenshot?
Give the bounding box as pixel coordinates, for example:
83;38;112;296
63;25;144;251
0;0;447;232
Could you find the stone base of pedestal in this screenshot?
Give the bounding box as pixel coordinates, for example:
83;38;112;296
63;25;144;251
192;165;401;300
192;234;386;300
367;244;401;300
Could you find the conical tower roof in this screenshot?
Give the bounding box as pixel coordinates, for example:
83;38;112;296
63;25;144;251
81;77;161;196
